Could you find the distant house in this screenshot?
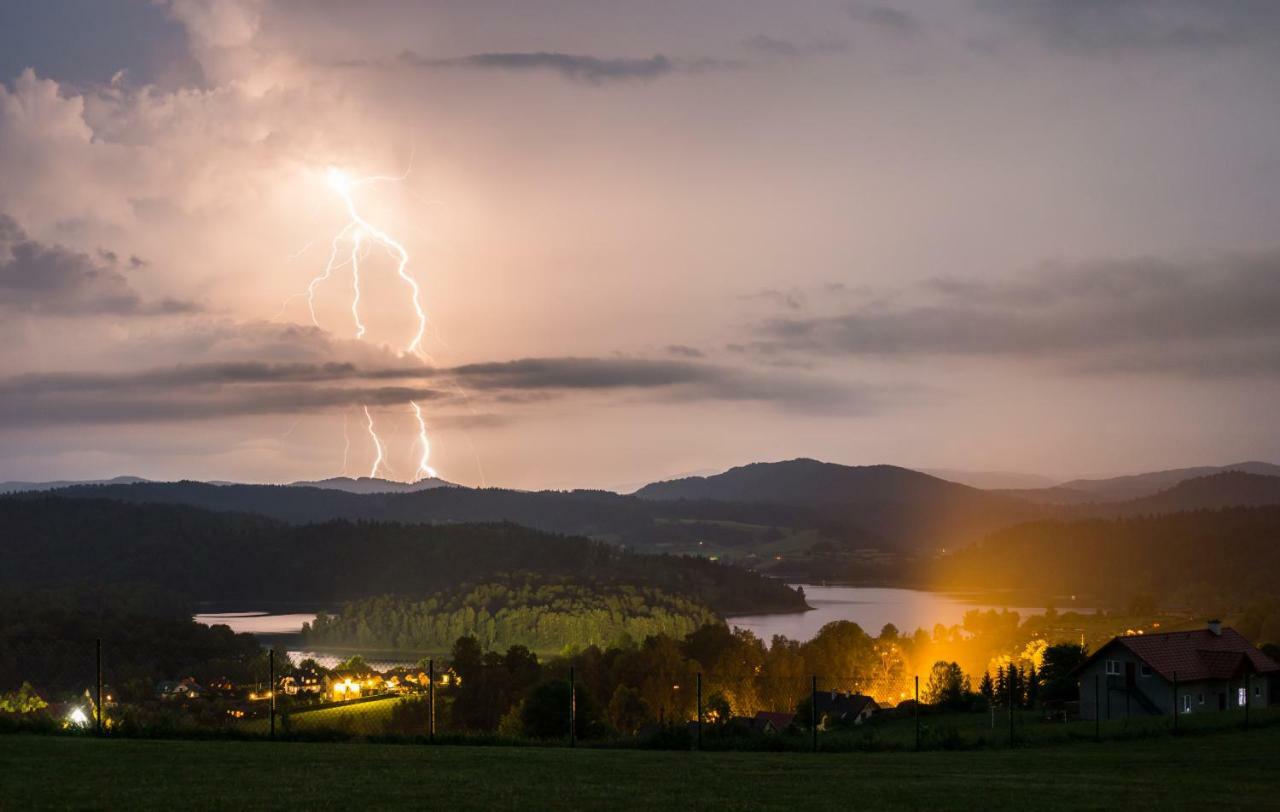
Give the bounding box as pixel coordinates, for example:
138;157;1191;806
752;711;795;734
324;668;386;701
156;677;206;700
1077;621;1279;720
812;691;878;728
280;665;325;696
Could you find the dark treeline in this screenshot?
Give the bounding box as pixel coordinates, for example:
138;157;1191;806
306;575;720;652
0;497;806;614
0;586;280;694
36;480;868;547
933;506;1280;618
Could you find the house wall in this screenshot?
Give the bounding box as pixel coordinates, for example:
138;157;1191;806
1077;644;1273;719
1077;644;1174;720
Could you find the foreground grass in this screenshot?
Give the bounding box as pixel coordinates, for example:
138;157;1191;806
3;726;1278;810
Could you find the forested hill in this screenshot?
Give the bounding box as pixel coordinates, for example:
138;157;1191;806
34;479;878;551
634;459;1042;548
930;505;1280;608
305;575;721;652
0;497;807;615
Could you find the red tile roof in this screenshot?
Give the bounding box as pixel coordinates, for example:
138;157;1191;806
1102;627;1280;682
753;711;795;731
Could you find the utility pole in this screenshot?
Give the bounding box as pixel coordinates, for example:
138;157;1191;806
1094;674;1100;742
428;659;435;741
1008;664;1015;745
914;675;920;751
569;666;576;748
269;647;276;740
810;675;818;753
95;638;103;736
696;672;703;750
1245;673;1251;729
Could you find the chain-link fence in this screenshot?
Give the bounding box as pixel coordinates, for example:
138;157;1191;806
1;640;1276;751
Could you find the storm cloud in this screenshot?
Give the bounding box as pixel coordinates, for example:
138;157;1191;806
755;251;1280;377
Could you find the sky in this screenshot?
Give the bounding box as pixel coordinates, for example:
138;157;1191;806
1;0;1279;490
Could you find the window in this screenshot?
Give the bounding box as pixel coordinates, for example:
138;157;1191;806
1197;693;1204;705
1256;683;1263;698
1182;694;1192;713
1105;660;1122;676
1238;688;1248;707
1139;665;1152;677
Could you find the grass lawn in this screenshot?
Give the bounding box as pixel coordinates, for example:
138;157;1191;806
240;696;410;735
2;725;1277;810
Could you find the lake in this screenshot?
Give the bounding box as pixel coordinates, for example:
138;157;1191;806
195;585;1073;656
725;585;1072;643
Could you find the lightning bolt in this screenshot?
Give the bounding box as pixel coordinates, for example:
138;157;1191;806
362;405;387;479
349;229;367;339
411;400;438;481
289;164;444;483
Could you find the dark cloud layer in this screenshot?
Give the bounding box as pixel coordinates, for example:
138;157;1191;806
979;0;1280;55
397;50;674;83
0;355;884;427
847;3;924;36
752;251;1280;377
0;215;198;317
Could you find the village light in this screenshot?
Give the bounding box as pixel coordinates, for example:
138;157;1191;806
67;707;89;727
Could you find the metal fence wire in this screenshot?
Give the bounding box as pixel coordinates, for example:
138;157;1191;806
2;640;1274;751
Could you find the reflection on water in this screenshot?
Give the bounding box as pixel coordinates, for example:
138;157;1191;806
282;651;420;670
193;611;317;635
727;585;1077;644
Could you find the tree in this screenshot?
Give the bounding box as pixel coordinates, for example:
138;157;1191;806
521;679;604;740
704;690;732;724
450;636;483;684
923;661;967;709
1040;643;1087;702
0;682;47;714
978;671;995;705
993;665;1008;708
607;685;651;735
336;654;369;672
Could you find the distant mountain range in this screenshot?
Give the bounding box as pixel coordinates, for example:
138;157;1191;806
0;475;149;495
5;459;1280;566
0;475;452;496
287;476;455;494
1000;461;1280;504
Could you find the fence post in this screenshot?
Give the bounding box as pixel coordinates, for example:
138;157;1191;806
95;638;103;736
269;647;276;740
1008;664;1015;745
1172;672;1178;735
569;666;576;748
810;675;818;753
696;672;703;750
914;675;920;751
1094;674;1100;742
428;658;436;741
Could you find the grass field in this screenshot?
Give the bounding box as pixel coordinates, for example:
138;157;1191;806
240;695;409;735
2;724;1278;810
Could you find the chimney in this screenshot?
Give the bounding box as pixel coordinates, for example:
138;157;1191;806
1208;619;1222;636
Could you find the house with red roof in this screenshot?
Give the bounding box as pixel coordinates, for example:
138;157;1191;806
1077;620;1279;720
